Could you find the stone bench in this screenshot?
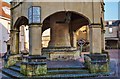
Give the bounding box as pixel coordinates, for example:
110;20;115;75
20;55;47;76
84;53;109;73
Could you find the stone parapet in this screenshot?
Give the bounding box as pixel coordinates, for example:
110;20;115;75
84;53;109;73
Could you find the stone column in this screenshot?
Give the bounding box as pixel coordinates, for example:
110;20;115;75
20;26;25;51
29;25;42;55
72;32;77;48
48;13;71;48
89;24;102;53
101;30;105;50
10;30;19;54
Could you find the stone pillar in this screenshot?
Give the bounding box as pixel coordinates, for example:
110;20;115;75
29;25;42;55
89;24;102;53
72;32;77;48
101;30;105;50
48;14;71;47
10;30;19;54
20;26;25;51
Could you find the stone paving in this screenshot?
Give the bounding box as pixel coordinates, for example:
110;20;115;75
47;59;84;68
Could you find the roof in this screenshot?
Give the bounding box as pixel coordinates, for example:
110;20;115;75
105;20;120;27
0;1;10;19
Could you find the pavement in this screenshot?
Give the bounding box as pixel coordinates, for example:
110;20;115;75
106;49;120;77
0;58;3;79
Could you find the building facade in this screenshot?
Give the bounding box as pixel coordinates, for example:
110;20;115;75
105;20;120;49
0;1;11;57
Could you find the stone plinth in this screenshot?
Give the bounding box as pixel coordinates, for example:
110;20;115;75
20;55;47;76
42;47;80;60
84;53;109;73
29;25;42;55
10;30;19;54
48;13;71;48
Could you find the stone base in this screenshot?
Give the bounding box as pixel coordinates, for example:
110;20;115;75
4;54;21;68
20;55;47;76
20;62;47;76
84;53;109;73
42;47;80;60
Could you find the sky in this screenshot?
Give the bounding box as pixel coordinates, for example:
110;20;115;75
3;0;120;21
104;1;119;20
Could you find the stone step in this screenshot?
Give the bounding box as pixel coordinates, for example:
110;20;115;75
2;68;24;78
1;74;12;79
23;73;110;79
2;67;112;79
9;66;20;72
14;62;86;70
48;69;89;74
14;63;21;67
9;65;88;74
48;66;86;70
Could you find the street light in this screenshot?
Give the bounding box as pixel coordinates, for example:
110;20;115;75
28;6;41;25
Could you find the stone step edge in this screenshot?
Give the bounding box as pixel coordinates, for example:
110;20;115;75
2;68;113;78
14;63;87;70
13;73;112;78
2;68;24;78
9;66;89;74
10;67;89;73
9;66;20;72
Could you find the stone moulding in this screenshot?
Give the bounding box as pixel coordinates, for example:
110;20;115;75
84;53;109;73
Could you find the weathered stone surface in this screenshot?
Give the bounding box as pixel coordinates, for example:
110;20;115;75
20;62;47;76
42;47;80;60
20;55;47;76
48;13;71;48
84;54;109;73
10;30;19;54
4;55;21;68
29;25;42;55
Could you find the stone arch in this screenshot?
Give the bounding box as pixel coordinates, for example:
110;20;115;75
13;16;28;30
42;11;91;48
42;28;50;47
42;11;91;32
10;16;29;54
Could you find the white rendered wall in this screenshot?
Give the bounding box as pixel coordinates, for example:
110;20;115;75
0;17;10;54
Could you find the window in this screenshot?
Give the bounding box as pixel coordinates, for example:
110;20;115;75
109;27;113;33
28;6;41;24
